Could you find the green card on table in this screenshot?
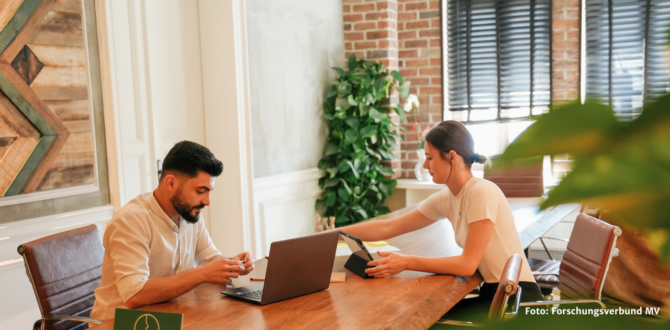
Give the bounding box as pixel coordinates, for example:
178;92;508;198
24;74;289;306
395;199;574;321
113;308;183;330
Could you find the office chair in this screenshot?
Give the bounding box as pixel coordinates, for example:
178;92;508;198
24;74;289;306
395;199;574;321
18;225;104;330
433;254;524;327
525;213;621;309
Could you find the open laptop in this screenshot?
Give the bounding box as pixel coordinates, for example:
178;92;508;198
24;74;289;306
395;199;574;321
221;231;339;305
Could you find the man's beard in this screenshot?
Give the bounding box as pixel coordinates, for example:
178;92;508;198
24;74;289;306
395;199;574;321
170;188;204;223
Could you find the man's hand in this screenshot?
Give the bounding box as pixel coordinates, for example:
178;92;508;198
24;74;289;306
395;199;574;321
199;259;245;284
230;251;254;275
365;251;408;278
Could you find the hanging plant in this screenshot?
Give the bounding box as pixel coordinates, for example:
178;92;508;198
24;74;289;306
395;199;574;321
315;54;410;226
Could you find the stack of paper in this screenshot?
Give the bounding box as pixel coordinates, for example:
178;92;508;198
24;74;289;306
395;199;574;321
335;241;400;257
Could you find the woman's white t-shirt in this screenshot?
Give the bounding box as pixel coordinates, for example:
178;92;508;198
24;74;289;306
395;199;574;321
418;177;535;283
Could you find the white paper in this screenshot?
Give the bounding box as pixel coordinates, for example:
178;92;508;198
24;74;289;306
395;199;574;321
335;244;400;257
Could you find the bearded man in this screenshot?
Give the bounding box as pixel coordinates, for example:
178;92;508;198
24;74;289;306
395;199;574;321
91;141;253;321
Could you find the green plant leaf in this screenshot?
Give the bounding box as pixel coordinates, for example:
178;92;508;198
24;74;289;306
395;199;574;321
359;104;370;116
323;114;334;120
498;101;621;165
346;161;360;179
351;205;369;220
393;105;408;123
365;94;375;105
338;81;351;96
378;165;394;176
345;127;359;142
335;97;350;111
360;125;378;138
324;142;339;156
326;191;336;206
390;70;404;85
338;187;351;200
369;108;387;122
332;67;346;77
398;81;411;99
345;117;360;127
347;94;358;106
335;216;349;225
326;85;338;98
326;167;338;178
337;161;351;174
348;53;357;71
323;178;339;189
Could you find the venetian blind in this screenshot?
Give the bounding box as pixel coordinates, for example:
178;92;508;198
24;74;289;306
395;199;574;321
446;0;552;124
585;0;670;120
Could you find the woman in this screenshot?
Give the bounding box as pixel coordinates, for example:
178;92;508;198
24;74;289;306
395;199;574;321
332;120;543;312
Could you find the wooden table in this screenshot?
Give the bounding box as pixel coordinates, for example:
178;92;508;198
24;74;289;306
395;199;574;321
89;221;482;330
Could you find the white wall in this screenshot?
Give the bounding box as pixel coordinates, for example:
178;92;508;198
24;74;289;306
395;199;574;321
144;0;207;159
246;0;344;178
245;0;344;253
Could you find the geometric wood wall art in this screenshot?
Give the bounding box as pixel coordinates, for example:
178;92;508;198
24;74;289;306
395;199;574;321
0;0;96;197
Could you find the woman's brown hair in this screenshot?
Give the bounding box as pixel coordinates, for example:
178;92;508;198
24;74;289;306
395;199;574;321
424;120;487;166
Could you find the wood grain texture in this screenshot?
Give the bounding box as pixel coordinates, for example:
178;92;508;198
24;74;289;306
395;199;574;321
32;86;87;100
0;0;25;33
0;0;57;64
26;29;85;48
88;221;482;330
30;65;88;87
26;44;87;67
36;162;92;190
51;0;83;15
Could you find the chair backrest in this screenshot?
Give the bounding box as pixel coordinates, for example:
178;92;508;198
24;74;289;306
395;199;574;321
559;213;621;300
18;225;104;330
483;159;543;198
488;254;522;321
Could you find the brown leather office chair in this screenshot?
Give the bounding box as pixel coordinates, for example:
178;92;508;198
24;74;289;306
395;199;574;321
483;157;543;198
524;213;621;309
17;225;104;330
434;254;523;326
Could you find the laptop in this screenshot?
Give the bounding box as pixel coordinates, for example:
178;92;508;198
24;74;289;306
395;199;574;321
221;231;339;305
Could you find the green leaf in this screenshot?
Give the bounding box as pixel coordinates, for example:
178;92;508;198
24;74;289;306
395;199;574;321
326;167;338;178
324;142;339;156
348;54;357;71
335;216;349;225
346;161;360;179
369;108;387;122
393;105;408;123
499;101;621;164
332;67;346;77
359;104;370;116
360;125;378;138
338;187;351;200
337;161;351;174
378;165;394;176
351;205;369;220
323;178;339;189
390;70;404;85
365;94;375;105
345;117;360;128
326;191;337;206
347;94;358;106
326;85;338;98
323;114;334;120
345;127;359;142
398;81;411;99
338;81;351;96
335;97;350;111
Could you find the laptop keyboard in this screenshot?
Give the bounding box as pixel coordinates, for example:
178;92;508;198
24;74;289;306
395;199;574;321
236;290;263;301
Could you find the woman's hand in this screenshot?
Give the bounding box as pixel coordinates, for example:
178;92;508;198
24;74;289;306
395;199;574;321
365;251;409;278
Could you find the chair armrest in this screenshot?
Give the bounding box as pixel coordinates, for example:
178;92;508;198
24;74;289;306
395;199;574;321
33;316;102;330
520;299;606;309
538;236;569;243
435;319;482;327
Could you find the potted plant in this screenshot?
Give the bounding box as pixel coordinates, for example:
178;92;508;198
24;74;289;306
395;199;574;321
315;54;410;227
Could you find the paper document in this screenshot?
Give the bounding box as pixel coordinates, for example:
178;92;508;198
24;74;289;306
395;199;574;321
336;244;400;257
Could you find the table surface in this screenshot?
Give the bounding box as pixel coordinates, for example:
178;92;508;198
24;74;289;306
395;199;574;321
89;199;578;330
88;221;483;330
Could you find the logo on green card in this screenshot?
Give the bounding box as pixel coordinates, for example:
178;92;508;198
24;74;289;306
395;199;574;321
114;308;182;330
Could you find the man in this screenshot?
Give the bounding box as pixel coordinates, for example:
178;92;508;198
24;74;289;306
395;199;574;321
91;141;253;321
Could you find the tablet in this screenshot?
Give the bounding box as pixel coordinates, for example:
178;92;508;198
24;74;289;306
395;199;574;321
339;231;374;261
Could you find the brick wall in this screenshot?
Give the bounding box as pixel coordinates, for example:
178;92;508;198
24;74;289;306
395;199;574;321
552;0;580;105
341;0;581;179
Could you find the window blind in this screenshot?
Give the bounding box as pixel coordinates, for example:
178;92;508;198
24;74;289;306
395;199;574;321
446;0;552;124
585;0;670;120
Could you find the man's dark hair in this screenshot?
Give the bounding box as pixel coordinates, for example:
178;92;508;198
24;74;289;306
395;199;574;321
160;141;223;179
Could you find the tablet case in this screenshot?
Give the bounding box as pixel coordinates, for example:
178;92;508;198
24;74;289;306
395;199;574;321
345;253;374;279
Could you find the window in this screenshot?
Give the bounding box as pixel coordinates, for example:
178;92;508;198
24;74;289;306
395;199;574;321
445;0;552;124
585;0;670;120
